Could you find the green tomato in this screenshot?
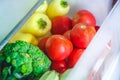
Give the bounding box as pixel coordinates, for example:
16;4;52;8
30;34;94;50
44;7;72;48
35;0;48;13
46;0;70;19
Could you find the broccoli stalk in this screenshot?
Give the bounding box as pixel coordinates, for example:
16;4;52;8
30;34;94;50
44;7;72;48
0;40;51;80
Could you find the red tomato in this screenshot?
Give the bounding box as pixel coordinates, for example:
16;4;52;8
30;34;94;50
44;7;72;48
95;25;100;31
68;48;84;68
38;37;49;53
63;30;71;40
72;10;96;27
70;23;96;48
51;60;67;73
45;35;73;61
51;16;72;34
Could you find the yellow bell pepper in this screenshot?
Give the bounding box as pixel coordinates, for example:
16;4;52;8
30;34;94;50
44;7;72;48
35;0;48;13
9;31;38;45
46;0;70;19
21;12;51;37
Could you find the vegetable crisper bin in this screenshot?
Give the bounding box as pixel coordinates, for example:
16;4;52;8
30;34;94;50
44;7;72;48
0;0;44;50
66;0;120;80
0;0;120;80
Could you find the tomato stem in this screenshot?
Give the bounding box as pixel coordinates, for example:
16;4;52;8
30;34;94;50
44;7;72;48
60;0;68;8
81;25;86;29
37;18;47;29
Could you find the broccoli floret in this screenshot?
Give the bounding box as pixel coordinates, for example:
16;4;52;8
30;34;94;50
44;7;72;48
0;40;51;80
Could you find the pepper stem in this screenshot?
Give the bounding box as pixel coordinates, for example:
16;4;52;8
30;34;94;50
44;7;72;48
60;0;68;8
37;18;47;29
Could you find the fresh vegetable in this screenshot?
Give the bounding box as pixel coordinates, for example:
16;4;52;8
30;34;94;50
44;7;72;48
46;0;70;19
21;12;51;37
51;16;72;34
45;35;73;61
95;25;100;31
72;10;96;27
63;30;71;40
0;40;51;79
60;68;72;80
51;60;67;73
68;48;84;68
35;0;48;13
9;31;38;45
39;68;72;80
38;36;49;53
70;23;96;48
39;70;59;80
